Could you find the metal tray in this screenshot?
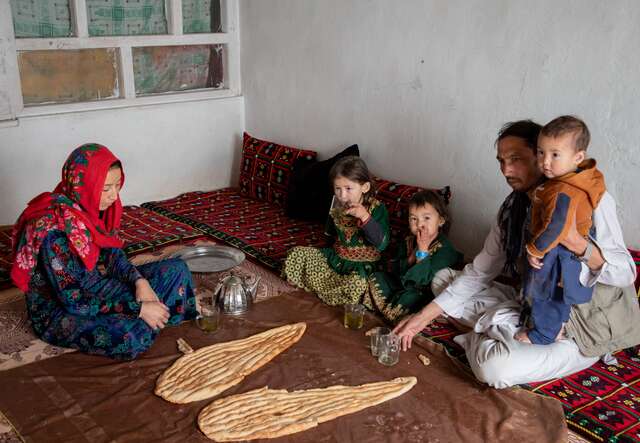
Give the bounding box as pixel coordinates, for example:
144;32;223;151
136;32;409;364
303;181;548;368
170;245;245;273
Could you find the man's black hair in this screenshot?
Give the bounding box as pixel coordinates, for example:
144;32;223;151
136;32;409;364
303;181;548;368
495;119;542;153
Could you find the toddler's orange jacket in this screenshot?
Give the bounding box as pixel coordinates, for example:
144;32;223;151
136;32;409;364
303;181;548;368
526;159;605;259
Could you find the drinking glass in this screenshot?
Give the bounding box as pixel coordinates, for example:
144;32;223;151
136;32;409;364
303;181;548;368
343;303;365;330
377;333;400;366
370;327;391;357
196;300;220;333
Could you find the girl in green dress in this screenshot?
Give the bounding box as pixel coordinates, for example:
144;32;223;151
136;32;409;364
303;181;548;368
283;156;390;305
366;190;462;322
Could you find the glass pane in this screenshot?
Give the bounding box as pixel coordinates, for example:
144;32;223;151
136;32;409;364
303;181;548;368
133;45;225;95
86;0;167;36
183;0;222;34
18;49;120;106
11;0;73;38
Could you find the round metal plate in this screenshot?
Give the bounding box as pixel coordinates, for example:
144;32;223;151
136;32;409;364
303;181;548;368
170;245;245;273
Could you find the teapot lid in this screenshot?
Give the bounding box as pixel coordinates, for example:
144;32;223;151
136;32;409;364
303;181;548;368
222;274;244;286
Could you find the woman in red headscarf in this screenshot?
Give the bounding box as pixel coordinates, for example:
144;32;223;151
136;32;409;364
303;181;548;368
11;143;196;359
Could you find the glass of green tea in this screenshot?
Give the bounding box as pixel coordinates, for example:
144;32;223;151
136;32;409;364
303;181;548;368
343;303;365;330
196;300;220;334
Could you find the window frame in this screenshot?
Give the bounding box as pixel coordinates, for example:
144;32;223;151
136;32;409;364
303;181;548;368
0;0;240;120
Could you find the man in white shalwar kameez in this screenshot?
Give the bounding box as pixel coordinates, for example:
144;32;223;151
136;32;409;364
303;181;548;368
394;120;640;388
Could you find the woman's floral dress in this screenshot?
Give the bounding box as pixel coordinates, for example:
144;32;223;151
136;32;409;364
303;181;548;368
26;230;197;360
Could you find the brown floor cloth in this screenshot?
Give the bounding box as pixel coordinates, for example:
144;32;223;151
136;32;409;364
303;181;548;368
0;291;567;443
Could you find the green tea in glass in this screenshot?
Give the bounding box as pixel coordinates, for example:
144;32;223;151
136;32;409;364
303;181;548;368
343;303;365;330
196;301;220;333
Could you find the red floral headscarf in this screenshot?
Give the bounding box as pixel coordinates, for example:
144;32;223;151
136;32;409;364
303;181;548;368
11;143;125;291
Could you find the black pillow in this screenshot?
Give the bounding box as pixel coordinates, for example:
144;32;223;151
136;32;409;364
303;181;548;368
286;144;360;221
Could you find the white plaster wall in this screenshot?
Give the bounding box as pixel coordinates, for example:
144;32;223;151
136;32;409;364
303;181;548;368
240;0;640;256
0;97;244;224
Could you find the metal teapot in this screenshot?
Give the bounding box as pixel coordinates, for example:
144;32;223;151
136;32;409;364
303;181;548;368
214;272;260;315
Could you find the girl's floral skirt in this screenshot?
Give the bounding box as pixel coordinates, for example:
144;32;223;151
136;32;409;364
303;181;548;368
283;246;368;306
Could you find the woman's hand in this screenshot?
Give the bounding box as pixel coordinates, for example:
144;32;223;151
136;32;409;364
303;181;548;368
139;301;170;330
344;203;370;223
135;278;159;302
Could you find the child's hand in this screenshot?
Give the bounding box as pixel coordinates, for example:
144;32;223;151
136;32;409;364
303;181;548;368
527;253;543;270
416;228;432;253
344;202;370;223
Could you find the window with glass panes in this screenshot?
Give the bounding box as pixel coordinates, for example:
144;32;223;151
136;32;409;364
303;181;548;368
2;0;238;117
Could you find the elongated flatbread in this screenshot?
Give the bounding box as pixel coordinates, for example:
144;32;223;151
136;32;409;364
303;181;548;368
198;376;417;441
155;323;306;403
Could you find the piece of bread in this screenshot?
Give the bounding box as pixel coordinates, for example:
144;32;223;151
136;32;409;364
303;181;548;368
198;376;417;441
155;322;306;403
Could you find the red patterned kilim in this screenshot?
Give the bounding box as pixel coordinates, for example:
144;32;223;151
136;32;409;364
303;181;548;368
0;206;206;290
118;205;206;254
141;188;327;270
421;320;640;442
420;319;468;364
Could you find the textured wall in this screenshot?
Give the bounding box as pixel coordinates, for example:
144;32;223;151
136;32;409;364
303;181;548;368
240;0;640;256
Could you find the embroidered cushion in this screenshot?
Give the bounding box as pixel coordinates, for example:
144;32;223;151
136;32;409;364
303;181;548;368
374;179;451;241
286;144;360;222
239;132;317;207
629;248;640;293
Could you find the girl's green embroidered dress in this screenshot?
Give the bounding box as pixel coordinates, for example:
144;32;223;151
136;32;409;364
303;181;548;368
366;234;461;322
283;198;390;305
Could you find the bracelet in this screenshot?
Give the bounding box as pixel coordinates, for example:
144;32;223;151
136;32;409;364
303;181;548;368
415;250;429;260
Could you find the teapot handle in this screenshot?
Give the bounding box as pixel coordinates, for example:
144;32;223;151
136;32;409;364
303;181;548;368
250;276;261;302
213;280;224;305
237;274;261;301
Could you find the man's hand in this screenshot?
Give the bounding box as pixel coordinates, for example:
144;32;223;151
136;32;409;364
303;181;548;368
139;301;170;330
560;212;604;271
135;278;159;302
393;313;429;351
560;212;588;256
392;302;444;351
344;202;370;223
527;253;543;270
